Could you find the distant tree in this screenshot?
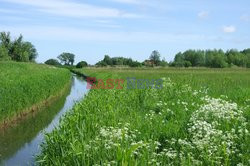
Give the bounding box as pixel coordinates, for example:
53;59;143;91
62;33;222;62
0;32;12;55
150;50;161;66
96;61;107;67
12;39;37;62
226;49;246;67
25;42;38;62
173;52;185;67
129;61;142;67
45;59;61;66
241;48;250;55
247;55;250;68
58;52;75;65
76;61;88;68
205;49;227;68
96;55;140;67
160;58;168;67
103;55;112;65
241;48;250;68
0;45;10;61
212;55;228;68
183;61;192;67
182;50;205;67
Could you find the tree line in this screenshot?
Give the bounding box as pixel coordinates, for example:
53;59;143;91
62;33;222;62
45;53;88;68
2;32;250;68
95;55;142;67
171;49;250;68
0;32;37;62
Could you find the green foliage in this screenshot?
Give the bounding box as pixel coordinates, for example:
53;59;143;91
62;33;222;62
129;61;142;67
45;59;61;66
149;50;161;66
58;52;75;65
159;58;168;67
0;62;71;124
38;68;250;165
76;61;88;68
96;55;142;67
226;49;246;67
0;45;10;61
0;32;37;62
172;48;250;68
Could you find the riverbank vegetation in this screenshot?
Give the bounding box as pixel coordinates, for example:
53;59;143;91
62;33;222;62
37;68;250;165
0;62;71;126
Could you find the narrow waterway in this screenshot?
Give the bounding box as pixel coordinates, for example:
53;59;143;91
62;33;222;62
0;75;88;165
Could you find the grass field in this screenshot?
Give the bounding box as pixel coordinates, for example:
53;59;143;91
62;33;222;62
0;62;71;125
37;68;250;165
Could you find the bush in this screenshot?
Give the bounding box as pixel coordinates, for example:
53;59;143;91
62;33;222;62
76;61;88;68
45;59;61;66
129;61;142;67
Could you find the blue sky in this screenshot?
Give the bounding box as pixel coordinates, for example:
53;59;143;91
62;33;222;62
0;0;250;64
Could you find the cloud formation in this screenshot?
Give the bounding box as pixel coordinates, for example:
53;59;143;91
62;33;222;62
0;0;140;18
240;14;250;22
222;26;236;33
110;0;140;4
198;11;209;19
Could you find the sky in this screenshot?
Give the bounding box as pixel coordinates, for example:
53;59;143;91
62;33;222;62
0;0;250;64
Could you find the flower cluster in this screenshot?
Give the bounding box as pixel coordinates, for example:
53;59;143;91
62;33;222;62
186;96;249;164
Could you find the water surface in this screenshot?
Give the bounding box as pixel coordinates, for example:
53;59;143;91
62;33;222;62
0;76;88;165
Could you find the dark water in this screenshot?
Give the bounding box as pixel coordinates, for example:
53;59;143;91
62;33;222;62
0;76;88;165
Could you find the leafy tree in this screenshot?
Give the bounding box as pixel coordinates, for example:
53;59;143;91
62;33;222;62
241;48;250;68
96;61;107;67
226;49;246;67
0;31;38;62
12;38;37;62
183;61;192;67
96;55;140;67
0;32;12;55
205;49;227;68
160;58;168;67
182;50;205;67
173;52;185;67
0;45;10;61
241;48;250;55
45;59;61;66
212;55;228;68
76;61;88;68
58;52;75;65
247;55;250;68
150;50;161;66
103;55;112;65
25;42;38;62
129;61;142;67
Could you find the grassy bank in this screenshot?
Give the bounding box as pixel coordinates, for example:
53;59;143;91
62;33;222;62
0;62;71;126
37;68;250;165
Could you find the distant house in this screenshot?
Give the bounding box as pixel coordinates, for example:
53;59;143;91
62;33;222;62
144;60;155;66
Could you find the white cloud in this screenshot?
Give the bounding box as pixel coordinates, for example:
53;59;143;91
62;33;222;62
109;0;164;10
198;11;209;19
222;26;236;33
110;0;140;4
0;8;23;14
0;25;215;43
240;14;250;22
0;0;140;18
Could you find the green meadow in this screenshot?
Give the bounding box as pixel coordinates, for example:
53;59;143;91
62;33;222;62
37;68;250;165
0;62;71;125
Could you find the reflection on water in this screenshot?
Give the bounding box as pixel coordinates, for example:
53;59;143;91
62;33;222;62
0;76;88;165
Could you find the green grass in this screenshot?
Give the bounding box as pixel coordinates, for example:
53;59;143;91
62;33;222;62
37;68;250;166
0;61;71;124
